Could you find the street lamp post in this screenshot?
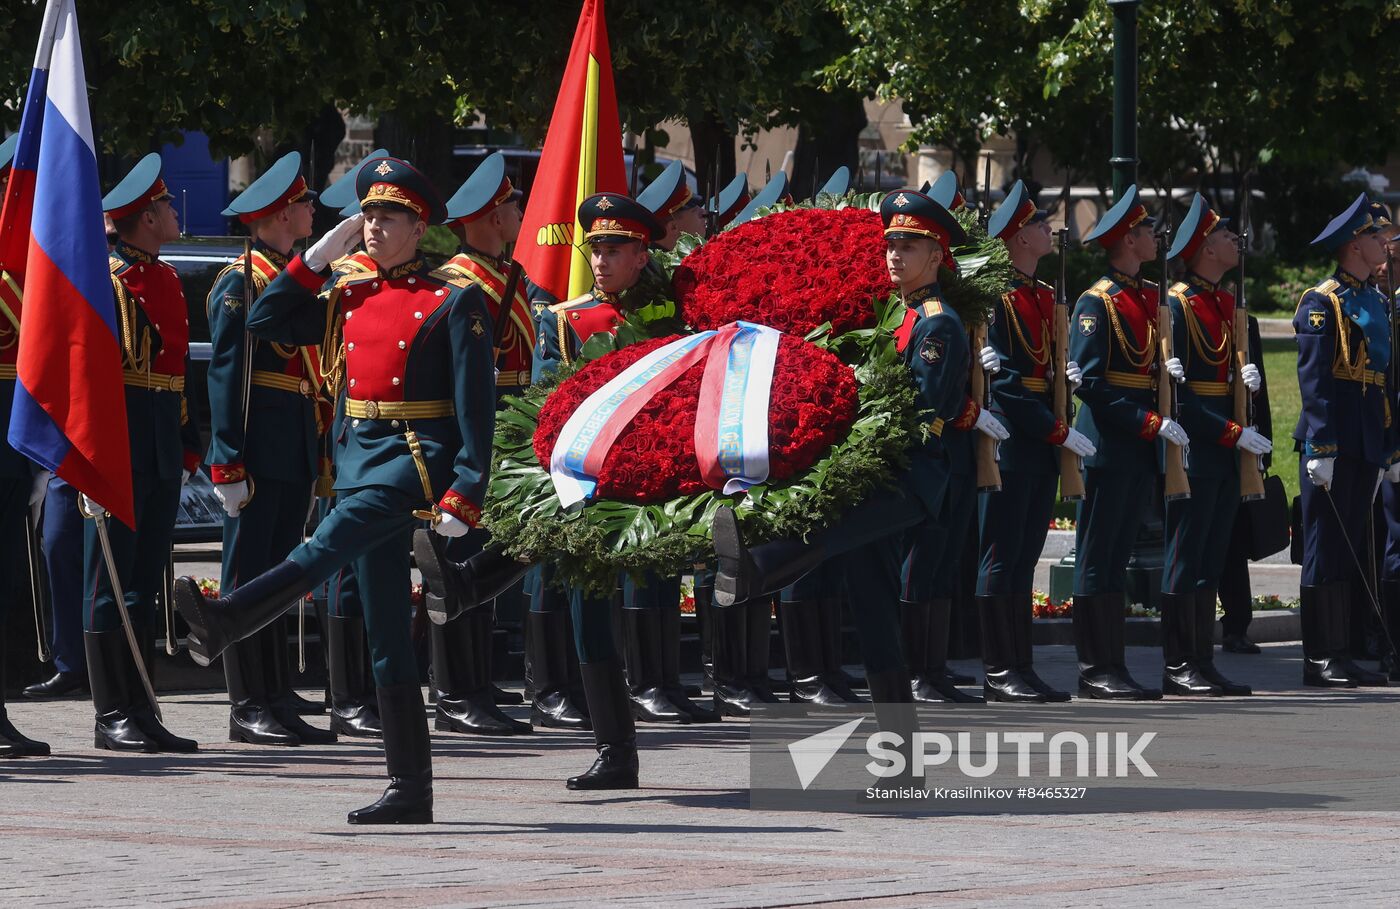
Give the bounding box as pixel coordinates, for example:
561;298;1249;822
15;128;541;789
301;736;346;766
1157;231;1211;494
1108;0;1141;199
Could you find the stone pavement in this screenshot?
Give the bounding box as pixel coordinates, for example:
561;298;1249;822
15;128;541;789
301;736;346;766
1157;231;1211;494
4;643;1400;908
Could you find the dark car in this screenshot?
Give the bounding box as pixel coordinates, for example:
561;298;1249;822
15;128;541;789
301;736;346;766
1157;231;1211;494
162;235;243;543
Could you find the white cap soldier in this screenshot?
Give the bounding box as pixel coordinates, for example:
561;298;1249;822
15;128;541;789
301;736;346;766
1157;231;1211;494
174;156;499;824
1295;193;1392;688
206;151;337;746
82;154;202;753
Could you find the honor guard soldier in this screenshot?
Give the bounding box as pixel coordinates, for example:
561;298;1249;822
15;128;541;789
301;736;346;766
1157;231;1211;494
300;147;392;741
731;171;791;227
896;175;1008;705
977;181;1090;702
1158;194;1270;697
1376;204;1400;680
639;159;705;251
1294;193;1394;688
175;156;498;824
711;188;974;712
83;154;202;751
0;133;53;756
410;151;534;737
1069;185;1186;700
206;152;337;745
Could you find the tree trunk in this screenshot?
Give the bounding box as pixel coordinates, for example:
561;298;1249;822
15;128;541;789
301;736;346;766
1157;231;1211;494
374;112;455;203
791;88;865;199
689;111;737;201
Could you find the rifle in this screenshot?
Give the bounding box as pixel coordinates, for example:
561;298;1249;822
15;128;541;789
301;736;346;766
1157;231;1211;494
1158;186;1191;501
971;320;1002;492
1233;174;1266;502
1054;227;1086;501
494;258;525;356
979;153;993;230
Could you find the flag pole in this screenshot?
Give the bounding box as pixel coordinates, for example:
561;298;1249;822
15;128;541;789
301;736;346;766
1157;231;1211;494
93;510;163;721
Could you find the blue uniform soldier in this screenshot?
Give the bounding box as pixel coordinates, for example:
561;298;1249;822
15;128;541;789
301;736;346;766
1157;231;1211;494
1294;193;1394;688
206;152;337;745
976;180;1091;703
0;134;53;756
712;188;973;712
1159;194;1271;697
1375;203;1400;681
1069;185;1187;700
79;154;202;752
175;157;498;824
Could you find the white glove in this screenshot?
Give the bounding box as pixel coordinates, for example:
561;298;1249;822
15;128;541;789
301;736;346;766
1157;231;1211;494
1386;462;1400;483
433;513;469;538
1064;360;1083;390
1236;427;1272;456
1240;362;1262;393
979;345;1001;373
214;480;249;518
29;469;52;507
1165;357;1185;383
78;493;104;518
1158;418;1189;447
1306;457;1335;489
973;408;1010;441
1062;428;1097;458
303;214;366;272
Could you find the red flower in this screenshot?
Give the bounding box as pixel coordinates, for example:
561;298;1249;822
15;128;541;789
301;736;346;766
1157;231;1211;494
673;208;892;336
535;333;860;503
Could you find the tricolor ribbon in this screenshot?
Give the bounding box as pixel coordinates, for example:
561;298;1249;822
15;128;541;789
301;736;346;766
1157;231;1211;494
548;321;782;508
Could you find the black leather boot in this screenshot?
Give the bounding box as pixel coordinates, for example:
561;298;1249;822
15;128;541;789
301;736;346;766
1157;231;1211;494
327;615;383;737
1075;594;1160;700
1192;588;1250;696
264;619;337;743
746;598;781;704
225;633;301;746
567;661;639;790
1382;579;1400;682
1013;591;1069;701
711;600;779;717
0;648;50;757
413;530;532;625
866;667;918;789
347;684;433;824
659;607;720;722
1301;584;1356;687
526;610;590;729
781;600;853;706
432;610;531;735
174;561;310;666
87;630;158;752
126;642;198;753
817;597;864;700
978;595;1044;702
621;608;690;723
694;577;716;691
712;506;824;607
22;669;87;699
1329;583;1388;686
921;599;982;703
1161;592;1223;696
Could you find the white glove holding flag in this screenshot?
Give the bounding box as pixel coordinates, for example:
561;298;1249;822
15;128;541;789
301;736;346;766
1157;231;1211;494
433;513;469;538
1165;357;1185;383
1158;418;1189;447
1062;428;1096;458
974;409;1010;441
1064;360;1083;390
1306;457;1334;489
215;480;249;518
303;214;365;272
979;345;1001;373
1236;427;1272;456
1240;363;1262;392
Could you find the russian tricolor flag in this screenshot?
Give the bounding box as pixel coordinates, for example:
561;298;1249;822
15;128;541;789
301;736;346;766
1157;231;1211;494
0;0;133;527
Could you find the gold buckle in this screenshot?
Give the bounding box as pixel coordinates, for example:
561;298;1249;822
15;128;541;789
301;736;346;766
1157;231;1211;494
299;378;312;396
364;401;380;419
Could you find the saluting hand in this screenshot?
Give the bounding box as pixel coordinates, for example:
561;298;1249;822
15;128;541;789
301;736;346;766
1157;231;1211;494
303;214;366;272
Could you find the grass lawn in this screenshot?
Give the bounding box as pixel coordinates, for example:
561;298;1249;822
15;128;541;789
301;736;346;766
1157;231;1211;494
1261;336;1300;506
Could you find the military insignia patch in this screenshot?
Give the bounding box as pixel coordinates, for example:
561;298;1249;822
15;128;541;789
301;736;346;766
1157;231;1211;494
1079;314;1098;336
1308;310;1326;330
532;303;546;316
893;193;910;208
222;294;242;313
374;160;394;176
597;196;614;211
471;312;486;337
919;337;944;364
